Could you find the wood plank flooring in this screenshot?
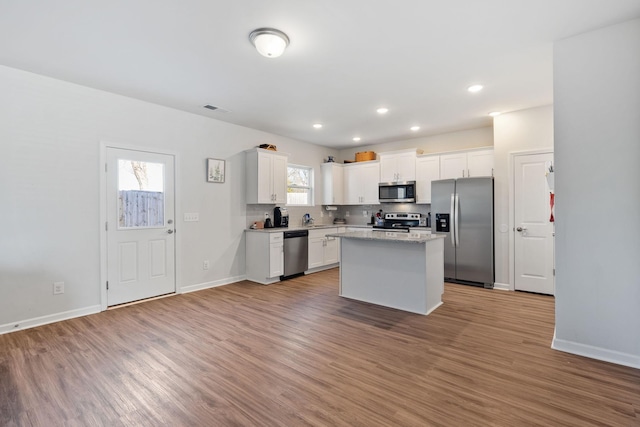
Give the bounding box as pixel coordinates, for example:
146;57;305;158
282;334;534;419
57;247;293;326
1;268;639;426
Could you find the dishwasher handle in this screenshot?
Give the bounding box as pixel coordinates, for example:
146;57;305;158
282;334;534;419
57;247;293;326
283;230;309;239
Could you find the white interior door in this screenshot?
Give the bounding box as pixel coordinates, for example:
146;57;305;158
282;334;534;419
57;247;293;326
514;152;555;295
106;147;176;306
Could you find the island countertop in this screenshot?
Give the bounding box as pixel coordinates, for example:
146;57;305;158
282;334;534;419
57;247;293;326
327;230;444;244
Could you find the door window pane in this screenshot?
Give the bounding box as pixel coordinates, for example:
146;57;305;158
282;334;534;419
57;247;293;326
118;160;165;228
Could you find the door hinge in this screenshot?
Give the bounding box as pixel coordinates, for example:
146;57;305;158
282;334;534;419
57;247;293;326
106;281;109;290
105;221;108;231
553;268;556;276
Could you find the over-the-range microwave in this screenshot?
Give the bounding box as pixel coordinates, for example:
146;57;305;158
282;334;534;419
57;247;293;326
378;181;416;203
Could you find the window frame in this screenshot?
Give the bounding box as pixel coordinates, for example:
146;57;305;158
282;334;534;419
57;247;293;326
286;164;314;206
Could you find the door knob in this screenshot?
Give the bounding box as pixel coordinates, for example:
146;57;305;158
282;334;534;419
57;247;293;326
516;227;527;232
167;229;174;234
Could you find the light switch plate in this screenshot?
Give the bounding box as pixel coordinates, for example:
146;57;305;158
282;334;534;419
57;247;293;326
184;213;199;222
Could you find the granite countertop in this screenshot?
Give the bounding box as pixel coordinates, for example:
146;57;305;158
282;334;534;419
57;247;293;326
245;224;432;233
245;224;346;233
326;230;443;244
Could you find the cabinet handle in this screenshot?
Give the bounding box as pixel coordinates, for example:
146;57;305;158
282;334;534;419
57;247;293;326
462;169;465;177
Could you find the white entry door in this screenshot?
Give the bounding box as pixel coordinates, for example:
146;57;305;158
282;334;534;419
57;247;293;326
106;147;176;306
514;152;555;295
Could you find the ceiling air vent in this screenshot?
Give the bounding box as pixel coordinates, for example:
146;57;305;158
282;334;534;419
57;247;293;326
203;104;230;113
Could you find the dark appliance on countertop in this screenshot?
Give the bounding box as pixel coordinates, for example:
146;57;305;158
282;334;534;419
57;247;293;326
378;181;416;203
431;177;494;288
282;229;308;279
273;206;289;228
372;212;421;232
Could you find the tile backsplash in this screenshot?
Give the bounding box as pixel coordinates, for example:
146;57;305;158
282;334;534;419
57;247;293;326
246;203;431;228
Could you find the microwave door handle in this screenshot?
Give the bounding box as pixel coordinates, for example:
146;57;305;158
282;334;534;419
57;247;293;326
450;193;455;247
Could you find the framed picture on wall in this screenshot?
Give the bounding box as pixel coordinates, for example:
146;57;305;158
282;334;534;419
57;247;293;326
207;158;225;183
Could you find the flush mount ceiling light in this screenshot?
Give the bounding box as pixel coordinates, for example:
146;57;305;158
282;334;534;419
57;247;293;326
313;123;323;129
249;28;290;58
489;111;502;117
352;137;361;142
410;126;420;131
467;84;484;93
376;107;389;114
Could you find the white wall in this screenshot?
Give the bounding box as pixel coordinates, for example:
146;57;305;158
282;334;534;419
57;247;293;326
493;106;554;287
338;127;493;161
0;65;337;331
553;19;640;368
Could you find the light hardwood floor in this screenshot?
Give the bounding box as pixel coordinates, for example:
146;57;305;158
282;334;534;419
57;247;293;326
1;268;639;426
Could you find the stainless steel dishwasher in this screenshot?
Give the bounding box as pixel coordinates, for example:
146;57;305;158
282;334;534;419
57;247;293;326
282;229;308;279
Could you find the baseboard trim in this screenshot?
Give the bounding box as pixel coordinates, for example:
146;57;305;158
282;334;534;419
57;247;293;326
179;274;246;294
305;263;339;275
552;329;640;369
493;282;512;291
0;305;101;336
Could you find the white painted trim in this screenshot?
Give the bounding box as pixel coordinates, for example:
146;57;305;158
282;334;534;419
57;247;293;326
552;330;640;370
492;282;512;291
508;148;554;291
0;305;101;336
305;263;339;275
99;141;180;311
179;275;246;294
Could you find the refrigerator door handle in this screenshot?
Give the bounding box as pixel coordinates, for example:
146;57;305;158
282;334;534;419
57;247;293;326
454;193;460;247
450;193;456;247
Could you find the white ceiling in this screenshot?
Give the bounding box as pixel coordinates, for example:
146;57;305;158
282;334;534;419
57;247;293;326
1;1;639;149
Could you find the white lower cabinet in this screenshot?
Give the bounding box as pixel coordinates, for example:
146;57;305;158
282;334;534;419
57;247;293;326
246;231;283;284
307;228;339;270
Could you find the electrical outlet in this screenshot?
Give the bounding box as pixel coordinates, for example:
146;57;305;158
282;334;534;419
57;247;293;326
363;210;368;216
53;282;64;295
203;260;210;270
346;211;350;217
264;212;270;219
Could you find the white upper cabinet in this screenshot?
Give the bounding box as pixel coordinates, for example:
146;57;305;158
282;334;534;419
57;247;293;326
246;148;288;204
439;152;469;179
379;149;418;182
467;148;494;177
415;155;440;204
344;161;380;205
321;163;344;205
440;148;494;179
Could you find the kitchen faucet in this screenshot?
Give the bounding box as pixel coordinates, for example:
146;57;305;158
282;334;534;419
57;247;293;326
303;213;314;226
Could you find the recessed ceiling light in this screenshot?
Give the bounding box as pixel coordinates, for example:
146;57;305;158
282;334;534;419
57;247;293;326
313;123;323;129
410;126;420;131
467;84;483;93
376;107;389;114
488;111;501;117
352;137;361;142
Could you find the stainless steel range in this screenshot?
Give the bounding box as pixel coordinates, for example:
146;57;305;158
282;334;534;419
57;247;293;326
373;212;421;232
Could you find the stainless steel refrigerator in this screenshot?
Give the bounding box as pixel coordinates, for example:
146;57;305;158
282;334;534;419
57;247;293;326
431;177;494;288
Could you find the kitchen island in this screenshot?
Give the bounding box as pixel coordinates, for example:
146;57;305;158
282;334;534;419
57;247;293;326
326;230;445;315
